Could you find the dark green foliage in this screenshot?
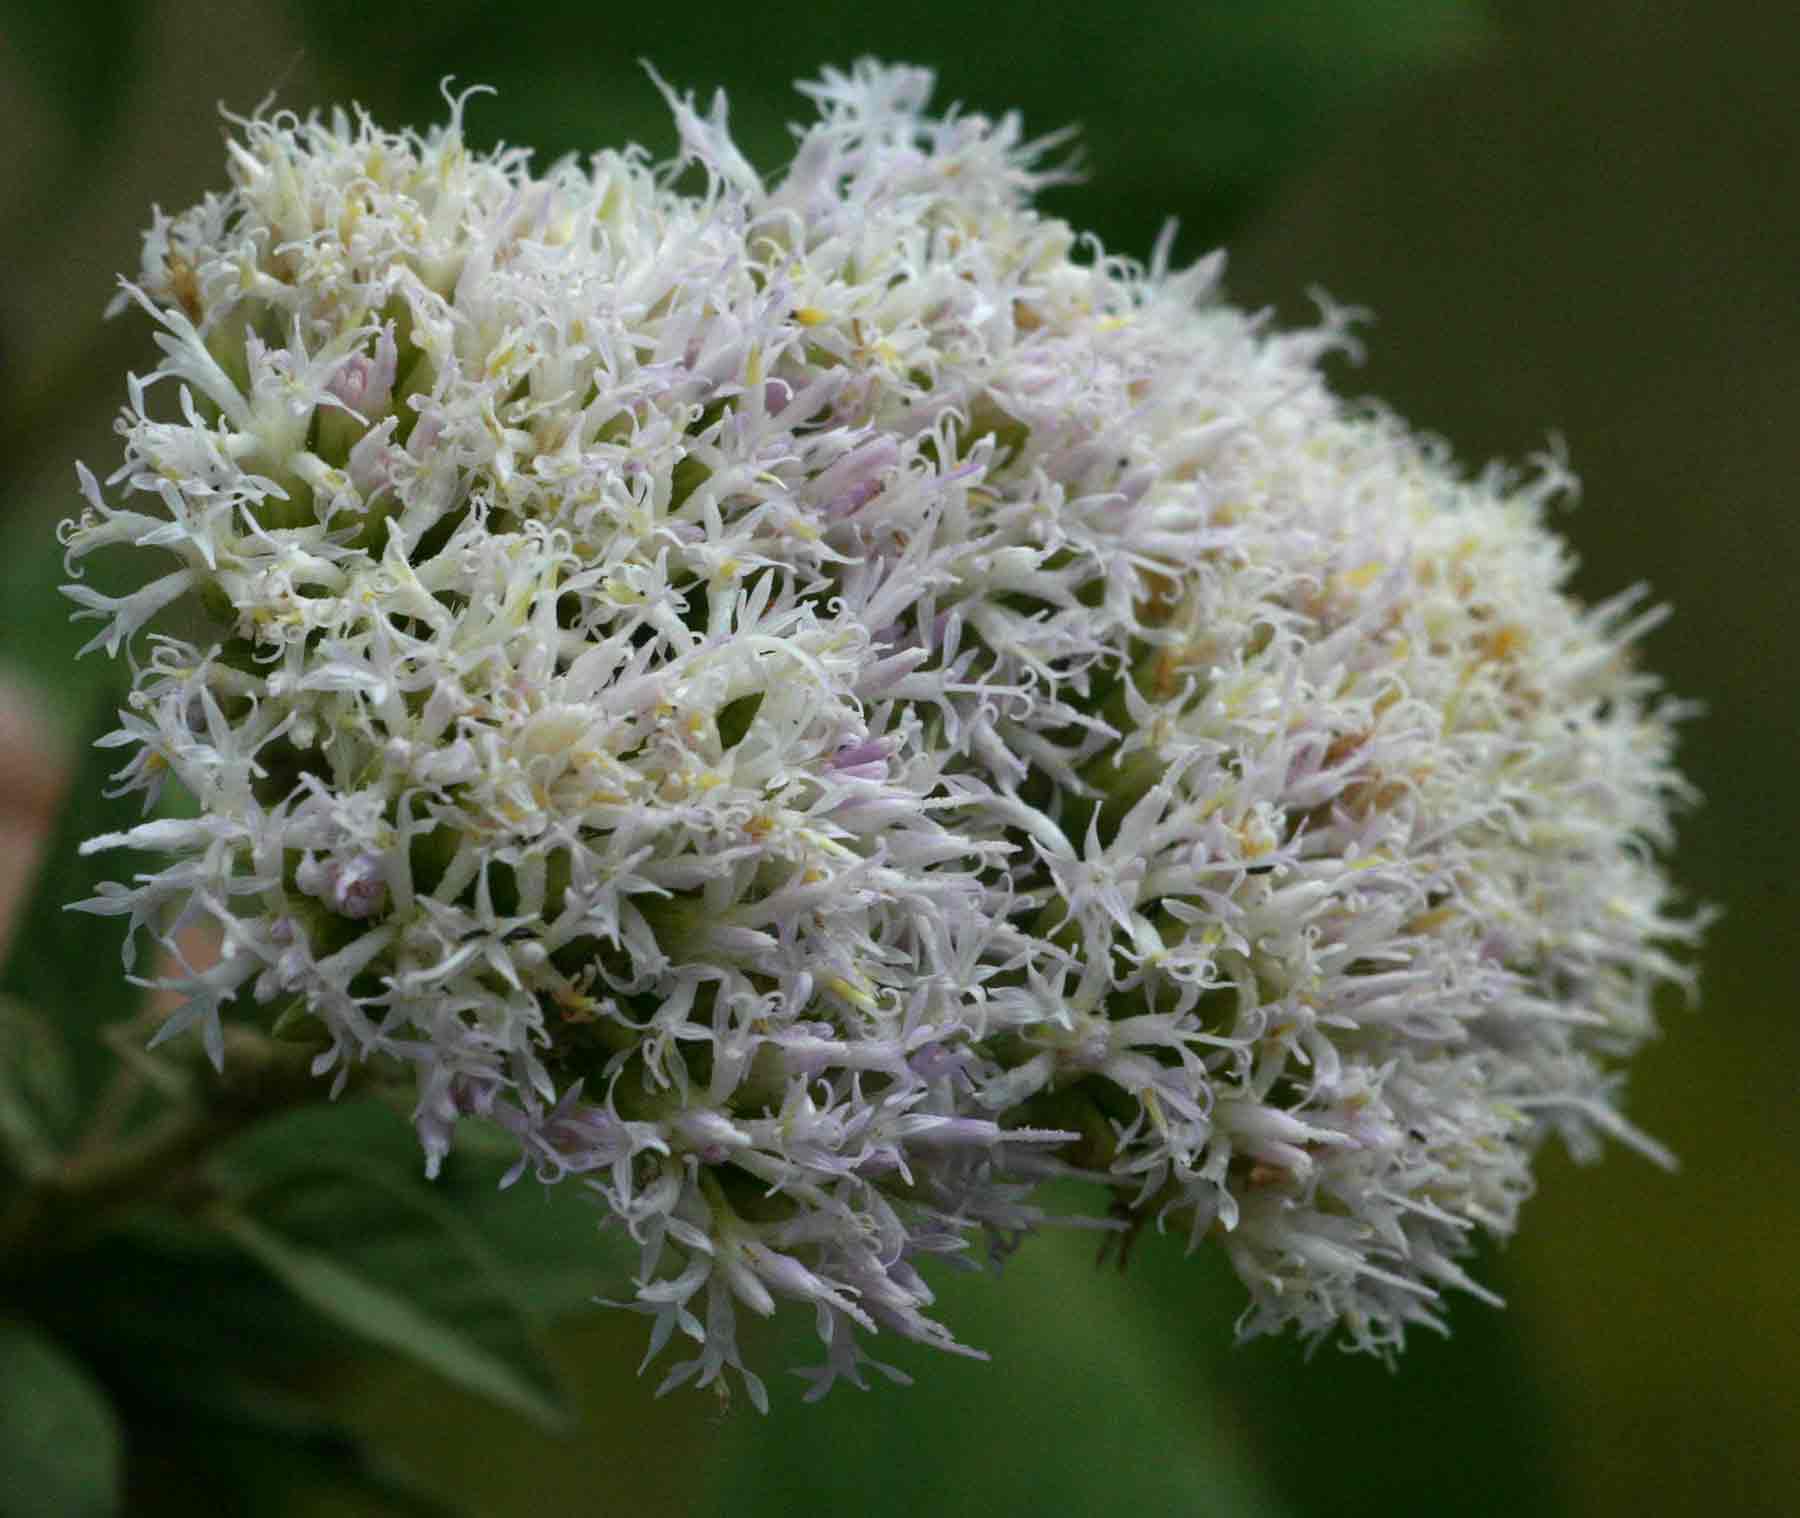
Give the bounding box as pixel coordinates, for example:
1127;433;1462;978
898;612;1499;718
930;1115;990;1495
208;1103;585;1431
0;693;149;1144
0;1318;121;1518
286;0;1486;265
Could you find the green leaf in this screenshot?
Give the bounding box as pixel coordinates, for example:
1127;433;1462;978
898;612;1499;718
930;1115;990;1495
431;1165;620;1322
1169;1241;1564;1518
1051;0;1494;257
213;1164;573;1431
431;1127;625;1321
0;994;75;1178
0;690;147;1143
4;0;145;162
220;1098;621;1321
217;1097;427;1185
121;1373;474;1518
708;1210;1292;1515
21;1211;470;1515
281;0;1490;263
0;509;141;729
34;1213;351;1371
0;1318;121;1518
715;691;764;751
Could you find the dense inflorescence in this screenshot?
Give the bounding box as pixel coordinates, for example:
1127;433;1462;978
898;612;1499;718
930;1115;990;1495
63;64;1697;1408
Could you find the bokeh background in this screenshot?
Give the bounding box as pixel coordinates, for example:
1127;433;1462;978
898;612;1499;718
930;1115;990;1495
1;1;1793;1514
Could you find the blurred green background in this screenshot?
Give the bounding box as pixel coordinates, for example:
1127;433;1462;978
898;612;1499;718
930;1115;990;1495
1;0;1792;1514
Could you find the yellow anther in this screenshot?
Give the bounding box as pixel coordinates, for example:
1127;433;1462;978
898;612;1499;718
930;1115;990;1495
1333;561;1385;594
826;975;876;1011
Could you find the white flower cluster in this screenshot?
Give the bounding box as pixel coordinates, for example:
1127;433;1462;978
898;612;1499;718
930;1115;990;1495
64;64;1697;1408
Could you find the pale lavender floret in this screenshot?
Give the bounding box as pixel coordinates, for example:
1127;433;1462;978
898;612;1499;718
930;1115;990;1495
62;61;1699;1408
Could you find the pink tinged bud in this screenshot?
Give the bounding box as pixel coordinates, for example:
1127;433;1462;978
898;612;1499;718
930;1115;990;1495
827;477;884;520
828;737;889;780
327;323;399;418
297;852;388;918
328;356;376;412
813;437;899;520
331;855;388;918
